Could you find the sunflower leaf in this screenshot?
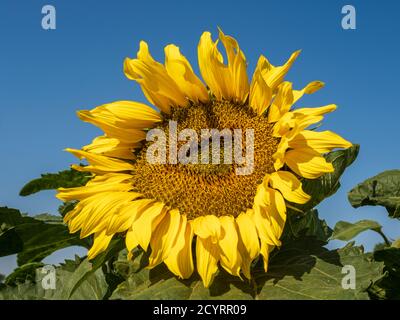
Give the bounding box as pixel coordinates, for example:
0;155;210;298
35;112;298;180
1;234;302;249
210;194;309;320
282;209;332;243
63;237;125;299
331;220;382;241
348;170;400;219
254;240;382;299
0;207;88;265
368;247;400;299
4;262;44;285
109;239;382;300
19;168;91;197
0;281;42;300
0;259;109;300
52;259;108;300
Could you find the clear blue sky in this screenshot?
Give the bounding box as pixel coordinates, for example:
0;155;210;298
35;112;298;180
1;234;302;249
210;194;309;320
1;0;400;275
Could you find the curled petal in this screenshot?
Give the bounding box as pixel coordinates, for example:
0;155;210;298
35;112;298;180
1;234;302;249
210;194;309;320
269;171;311;204
124;41;188;113
164;44;209;103
285;148;334;179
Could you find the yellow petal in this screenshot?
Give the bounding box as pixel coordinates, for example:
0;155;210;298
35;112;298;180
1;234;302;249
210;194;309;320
148;209;182;268
66;148;135;173
198;30;249;103
124;41;188;113
80;192;139;238
292;81;325;104
261;50;301;91
77;110;146;144
289;130;352;153
97;101;162;128
218;28;249;103
164;44;209;103
272;104;337;139
87;230;113;260
126;229;139;259
57;173;132;202
252;184;282;246
65;192;126;235
259;240;273;272
164;216;194;279
249;65;273;115
285;147;334;179
236;212;260;260
218;216;242;276
293;104;337;117
131;202;167;251
192;215;221;243
196;236;219;288
106;198;153;235
268;82;294;123
269;171;311;204
267;188;287;240
82;136;138;160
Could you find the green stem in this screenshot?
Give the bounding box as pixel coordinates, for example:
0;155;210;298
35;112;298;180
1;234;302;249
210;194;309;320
374;229;391;246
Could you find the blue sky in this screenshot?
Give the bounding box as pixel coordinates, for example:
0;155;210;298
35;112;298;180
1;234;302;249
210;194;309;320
1;0;399;275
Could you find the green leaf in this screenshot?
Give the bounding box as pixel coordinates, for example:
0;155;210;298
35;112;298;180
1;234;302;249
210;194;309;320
0;207;88;265
4;262;44;285
374;247;400;267
50;259;108;300
110;262;254;300
0;260;108;300
255;240;382;300
0;281;42;300
62;237;125;299
296;145;359;212
19;168;91;197
368;247;400;300
32;214;63;223
110;239;382;300
331;220;382;241
0;227;24;256
348;170;400;219
283;209;332;243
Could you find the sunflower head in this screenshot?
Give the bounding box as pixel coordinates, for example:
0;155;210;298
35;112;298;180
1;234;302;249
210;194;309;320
58;29;352;288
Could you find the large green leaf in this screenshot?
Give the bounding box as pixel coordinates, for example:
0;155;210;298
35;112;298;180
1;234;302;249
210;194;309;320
0;281;41;300
0;258;108;300
255;241;381;299
110;239;382;300
295;145;359;212
19;168;91;196
348;170;400;219
331;220;382;241
60;237;125;299
4;262;44;285
110;256;254;300
0;207;88;265
368;248;400;300
0;227;24;257
282;209;332;243
46;259;108;300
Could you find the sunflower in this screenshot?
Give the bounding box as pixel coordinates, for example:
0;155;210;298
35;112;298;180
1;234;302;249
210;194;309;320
57;29;352;288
